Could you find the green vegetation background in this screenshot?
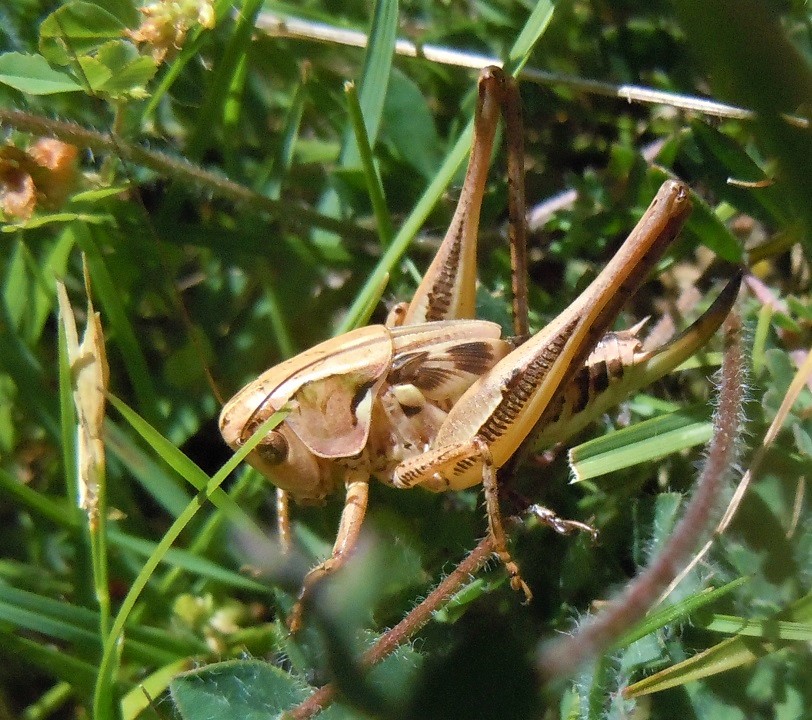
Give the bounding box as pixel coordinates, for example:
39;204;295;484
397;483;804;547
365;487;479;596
0;1;809;719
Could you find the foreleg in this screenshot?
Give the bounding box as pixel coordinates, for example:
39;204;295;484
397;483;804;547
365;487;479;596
288;475;370;632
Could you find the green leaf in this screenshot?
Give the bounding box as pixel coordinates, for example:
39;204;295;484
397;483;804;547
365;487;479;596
646;165;743;263
3;242;47;345
0;52;81;94
381;68;441;179
107;528;271;593
701;614;812;642
76;54;112;90
682;188;744;263
314;0;398;249
344;80;393;247
122;659;195;720
107;394;259;531
614;578;749;650
676;0;812;247
171;660;352;719
0;635;97;694
39;1;126;66
0;582;204;661
686;120;789;226
95;41;157;96
73;223;161;426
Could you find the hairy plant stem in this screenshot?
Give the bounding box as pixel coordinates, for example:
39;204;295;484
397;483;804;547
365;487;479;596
0;108;377;241
287;535;496;720
536;311;746;682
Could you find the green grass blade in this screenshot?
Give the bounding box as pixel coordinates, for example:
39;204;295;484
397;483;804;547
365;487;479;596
1;635;97;695
121;658;195;720
185;0;265;161
107;528;271;593
345;79;394;247
625;592;812;697
257;73;308;200
314;0;398;245
613;578;749;649
0;583;204;658
93;408;287;718
105;420;192;518
0;466;75;529
702;614;812;641
569;406;713;482
107;394;260;532
0;298;59;439
0;595;99;646
337;124;473;332
157;466;260;595
341;0;398;167
507;1;557;71
20;680;73;720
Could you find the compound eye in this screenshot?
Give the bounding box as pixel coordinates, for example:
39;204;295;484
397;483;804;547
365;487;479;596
257;430;289;466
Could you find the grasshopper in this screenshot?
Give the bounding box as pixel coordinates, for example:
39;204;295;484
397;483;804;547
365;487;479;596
219;67;740;628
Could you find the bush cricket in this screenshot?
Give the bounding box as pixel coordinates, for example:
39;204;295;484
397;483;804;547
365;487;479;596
219;67;741;630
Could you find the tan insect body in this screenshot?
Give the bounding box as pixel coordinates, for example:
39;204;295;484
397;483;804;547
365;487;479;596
218;67;740;627
220;319;511;501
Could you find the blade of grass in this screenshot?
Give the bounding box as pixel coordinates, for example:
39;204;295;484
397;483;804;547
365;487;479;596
261;268;296;360
752;302;773;377
105;420;192;518
1;635;97;695
21;681;73;720
340;0;398;167
337;125;472;332
0;583;206;658
702;615;812;641
107;527;271;594
3;240;61;346
120;658;195;720
258;71;308;200
0;597;99;645
107;394;261;533
155;468;265;595
569;407;713;482
505;0;557;72
0;466;76;530
612;578;748;649
625;592;812;697
314;0;398;245
92;407;288;719
345;80;394;247
0;594;183;666
0;298;59;439
222;53;249;177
